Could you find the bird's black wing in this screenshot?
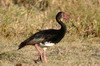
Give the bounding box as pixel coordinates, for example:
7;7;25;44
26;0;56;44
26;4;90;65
28;29;59;44
18;29;59;49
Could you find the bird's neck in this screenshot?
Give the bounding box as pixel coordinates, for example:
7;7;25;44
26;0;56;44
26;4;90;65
56;19;66;33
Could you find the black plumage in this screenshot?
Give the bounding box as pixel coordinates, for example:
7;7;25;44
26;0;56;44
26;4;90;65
18;12;69;63
18;12;68;50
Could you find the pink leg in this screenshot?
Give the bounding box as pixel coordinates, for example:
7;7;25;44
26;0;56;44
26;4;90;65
34;44;44;62
43;48;48;63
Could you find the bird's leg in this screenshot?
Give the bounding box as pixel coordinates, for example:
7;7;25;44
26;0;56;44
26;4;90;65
43;48;48;63
34;44;44;62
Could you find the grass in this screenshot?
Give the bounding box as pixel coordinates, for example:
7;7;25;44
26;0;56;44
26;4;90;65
0;35;100;66
0;0;100;38
0;0;100;66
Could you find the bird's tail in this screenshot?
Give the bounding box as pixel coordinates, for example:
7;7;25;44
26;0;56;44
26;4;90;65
18;39;29;50
18;35;34;50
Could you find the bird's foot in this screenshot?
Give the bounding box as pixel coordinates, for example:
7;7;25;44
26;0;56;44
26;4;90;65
34;59;41;63
33;57;42;63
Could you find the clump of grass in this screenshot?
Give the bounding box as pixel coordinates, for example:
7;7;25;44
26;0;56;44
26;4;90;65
0;51;21;61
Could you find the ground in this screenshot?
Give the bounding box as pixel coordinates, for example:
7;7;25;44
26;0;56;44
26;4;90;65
0;35;100;66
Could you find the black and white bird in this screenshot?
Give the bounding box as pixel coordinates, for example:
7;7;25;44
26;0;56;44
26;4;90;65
18;12;69;63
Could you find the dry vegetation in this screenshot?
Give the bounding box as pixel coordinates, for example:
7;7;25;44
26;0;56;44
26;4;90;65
0;0;100;66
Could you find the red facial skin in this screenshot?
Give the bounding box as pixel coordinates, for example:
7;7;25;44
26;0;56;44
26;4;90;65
63;13;70;20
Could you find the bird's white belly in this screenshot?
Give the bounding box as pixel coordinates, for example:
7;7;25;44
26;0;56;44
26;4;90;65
40;42;55;47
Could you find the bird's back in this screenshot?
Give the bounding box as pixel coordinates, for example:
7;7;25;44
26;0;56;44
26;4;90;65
18;29;62;49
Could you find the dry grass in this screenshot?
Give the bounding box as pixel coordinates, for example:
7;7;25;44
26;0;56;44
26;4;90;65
0;0;100;38
0;0;100;66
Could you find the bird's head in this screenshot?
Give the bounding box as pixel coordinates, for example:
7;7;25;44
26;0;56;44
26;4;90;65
56;12;69;21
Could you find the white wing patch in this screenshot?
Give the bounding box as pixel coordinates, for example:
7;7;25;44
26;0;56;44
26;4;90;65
40;42;55;47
